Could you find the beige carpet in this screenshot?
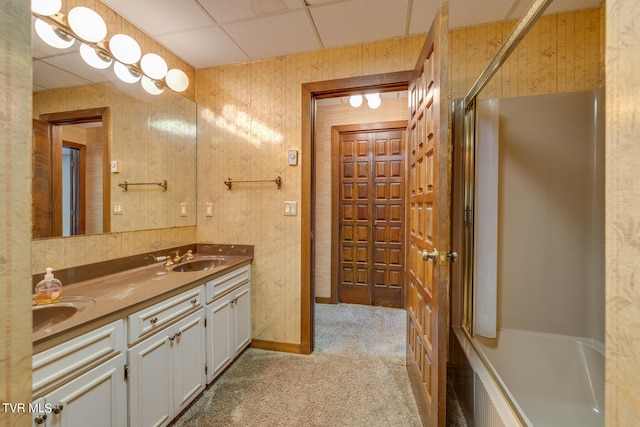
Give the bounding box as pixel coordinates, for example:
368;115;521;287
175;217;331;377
171;303;422;426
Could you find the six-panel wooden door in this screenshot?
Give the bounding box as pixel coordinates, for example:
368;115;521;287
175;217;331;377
338;129;405;308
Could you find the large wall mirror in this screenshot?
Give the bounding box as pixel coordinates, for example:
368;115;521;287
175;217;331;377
32;17;197;239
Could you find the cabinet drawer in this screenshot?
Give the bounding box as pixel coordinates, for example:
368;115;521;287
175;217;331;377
33;320;124;396
128;286;203;344
205;265;251;303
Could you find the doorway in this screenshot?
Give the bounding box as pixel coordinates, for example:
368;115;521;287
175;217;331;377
33;107;110;238
335;125;407;308
302;72;411;354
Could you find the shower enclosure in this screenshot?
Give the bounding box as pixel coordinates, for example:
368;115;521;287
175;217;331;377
448;1;605;425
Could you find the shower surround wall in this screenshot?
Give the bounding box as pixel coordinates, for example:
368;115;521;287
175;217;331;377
492;89;605;341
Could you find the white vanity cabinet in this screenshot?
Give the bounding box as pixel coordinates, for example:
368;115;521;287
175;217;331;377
127;287;206;427
205;264;251;383
32;321;126;427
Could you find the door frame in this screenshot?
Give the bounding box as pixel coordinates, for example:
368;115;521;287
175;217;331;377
330;121;408;305
39;107;111;236
300;71;412;354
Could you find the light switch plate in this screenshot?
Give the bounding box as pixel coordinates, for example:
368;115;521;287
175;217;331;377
288;150;298;166
110;160;119;173
284;201;297;216
205;202;213;217
113;202;123;215
180;203;188;217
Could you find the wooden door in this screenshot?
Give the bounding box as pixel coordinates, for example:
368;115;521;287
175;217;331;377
338;129;405;308
406;3;450;426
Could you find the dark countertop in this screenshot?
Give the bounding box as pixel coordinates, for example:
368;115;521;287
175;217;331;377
33;250;252;351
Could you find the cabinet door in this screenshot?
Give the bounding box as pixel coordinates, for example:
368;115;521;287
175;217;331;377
206;293;233;383
233;284;251;355
45;354;126;427
128;332;173;427
172;311;206;412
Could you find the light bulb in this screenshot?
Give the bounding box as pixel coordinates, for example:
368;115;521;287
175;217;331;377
35;18;74;49
141;76;164;95
68;7;107;43
366;93;381;109
113;61;141;83
79;43;112;69
31;0;62;15
349;95;363;108
166;69;189;92
140;53;168;80
109;34;141;65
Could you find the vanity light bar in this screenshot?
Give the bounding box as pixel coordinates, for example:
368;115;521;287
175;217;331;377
32;10;189;95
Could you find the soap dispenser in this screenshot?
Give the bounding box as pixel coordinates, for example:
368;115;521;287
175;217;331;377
34;267;62;305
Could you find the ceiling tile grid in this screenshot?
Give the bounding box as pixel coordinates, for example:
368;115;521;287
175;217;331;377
33;0;605;89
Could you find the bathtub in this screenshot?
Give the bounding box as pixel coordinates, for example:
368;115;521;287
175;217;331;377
459;328;604;427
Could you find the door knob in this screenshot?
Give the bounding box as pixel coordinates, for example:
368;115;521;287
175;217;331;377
447;251;459;262
419;248;438;262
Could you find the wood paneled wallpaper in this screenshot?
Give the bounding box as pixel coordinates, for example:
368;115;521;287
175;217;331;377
450;7;604;99
1;1;32;426
196;37;424;345
32;227;196;274
606;1;640;424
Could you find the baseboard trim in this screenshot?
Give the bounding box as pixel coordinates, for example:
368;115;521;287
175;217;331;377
315;297;334;304
250;339;305;354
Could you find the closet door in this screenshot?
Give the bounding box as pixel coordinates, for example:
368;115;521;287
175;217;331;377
338;129;405;308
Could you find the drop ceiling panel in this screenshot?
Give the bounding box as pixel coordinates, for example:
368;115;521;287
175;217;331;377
39;52;114;84
448;0;516;29
408;0;438;35
222;10;321;61
197;0;302;23
156;26;249;68
100;0;214;36
33;60;93;90
310;0;409;48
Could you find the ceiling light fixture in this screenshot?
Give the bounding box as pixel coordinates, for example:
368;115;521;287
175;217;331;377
79;43;113;69
67;6;107;43
140;53;168;80
349;95;363;108
113;62;141;84
31;6;189;94
109;34;142;65
31;0;62;16
349;93;382;109
366;93;381;109
34;18;74;49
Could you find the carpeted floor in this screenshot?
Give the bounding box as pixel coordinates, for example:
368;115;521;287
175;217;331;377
171;303;467;426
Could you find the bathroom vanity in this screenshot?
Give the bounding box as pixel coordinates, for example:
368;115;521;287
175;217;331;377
31;245;252;427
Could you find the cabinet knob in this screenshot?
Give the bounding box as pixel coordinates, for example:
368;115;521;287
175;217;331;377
175;331;182;338
150;317;158;325
34;414;47;425
52;404;64;414
191;298;198;305
169;334;176;341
